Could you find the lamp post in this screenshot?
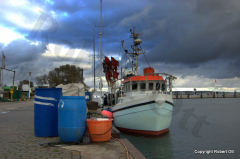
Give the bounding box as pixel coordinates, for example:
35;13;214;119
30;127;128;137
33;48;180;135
29;72;31;99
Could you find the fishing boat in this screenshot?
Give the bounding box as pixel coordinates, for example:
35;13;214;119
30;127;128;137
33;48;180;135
103;27;177;135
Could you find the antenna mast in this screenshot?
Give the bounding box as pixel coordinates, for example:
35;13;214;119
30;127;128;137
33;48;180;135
121;27;146;76
93;29;95;92
100;0;103;95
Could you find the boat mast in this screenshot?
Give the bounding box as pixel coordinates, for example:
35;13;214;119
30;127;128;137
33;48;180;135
100;0;103;96
133;27;138;75
93;29;95;92
122;27;146;76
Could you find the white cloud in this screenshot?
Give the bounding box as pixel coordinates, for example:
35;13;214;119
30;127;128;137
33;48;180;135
1;0;47;31
41;43;93;69
0;26;23;45
9;0;28;6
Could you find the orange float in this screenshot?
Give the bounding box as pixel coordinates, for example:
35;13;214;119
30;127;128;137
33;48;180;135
101;110;113;119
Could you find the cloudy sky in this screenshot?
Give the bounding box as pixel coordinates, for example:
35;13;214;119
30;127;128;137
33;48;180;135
1;0;240;92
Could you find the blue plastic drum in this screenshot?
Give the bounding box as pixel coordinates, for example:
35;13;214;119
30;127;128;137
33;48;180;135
58;96;87;142
34;88;62;137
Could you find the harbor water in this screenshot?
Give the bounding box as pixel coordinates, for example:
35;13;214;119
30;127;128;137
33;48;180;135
121;98;240;159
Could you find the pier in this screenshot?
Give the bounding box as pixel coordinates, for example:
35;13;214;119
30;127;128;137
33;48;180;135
172;91;240;99
0;100;146;159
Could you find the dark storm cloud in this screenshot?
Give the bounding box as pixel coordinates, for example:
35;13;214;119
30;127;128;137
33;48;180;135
1;0;148;49
1;0;240;86
2;39;45;66
0;39;48;86
132;0;240;79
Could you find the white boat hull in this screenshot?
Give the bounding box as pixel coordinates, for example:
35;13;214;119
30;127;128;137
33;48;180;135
112;95;173;135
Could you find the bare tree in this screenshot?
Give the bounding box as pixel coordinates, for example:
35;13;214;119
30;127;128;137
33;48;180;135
36;74;48;86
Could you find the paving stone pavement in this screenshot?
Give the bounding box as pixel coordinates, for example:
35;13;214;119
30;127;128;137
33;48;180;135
0;101;81;159
59;139;134;159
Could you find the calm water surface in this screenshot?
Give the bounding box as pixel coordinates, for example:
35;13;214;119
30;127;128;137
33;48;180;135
121;98;240;159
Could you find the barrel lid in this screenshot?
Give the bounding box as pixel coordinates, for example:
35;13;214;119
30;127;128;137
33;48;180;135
95;118;109;121
35;88;62;90
87;118;113;122
60;96;85;99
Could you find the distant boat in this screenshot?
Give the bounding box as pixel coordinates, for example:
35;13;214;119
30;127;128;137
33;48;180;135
103;27;177;135
92;91;103;107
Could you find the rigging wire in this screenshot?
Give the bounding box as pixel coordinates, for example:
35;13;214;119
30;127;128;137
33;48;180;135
119;45;122;80
123;37;132;41
139;45;151;68
97;26;100;91
102;6;110;57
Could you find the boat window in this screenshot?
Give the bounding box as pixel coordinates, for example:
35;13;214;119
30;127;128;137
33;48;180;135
132;83;138;91
162;84;166;91
156;83;160;90
149;83;153;90
140;83;145;90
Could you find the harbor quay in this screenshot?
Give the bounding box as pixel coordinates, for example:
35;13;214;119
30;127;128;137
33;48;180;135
0;100;144;159
172;92;240;99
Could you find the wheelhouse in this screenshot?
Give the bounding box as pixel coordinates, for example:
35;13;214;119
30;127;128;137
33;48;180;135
121;67;175;95
122;76;166;93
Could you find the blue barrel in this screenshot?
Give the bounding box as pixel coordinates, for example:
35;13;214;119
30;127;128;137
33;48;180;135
34;88;62;137
85;92;91;102
58;96;87;142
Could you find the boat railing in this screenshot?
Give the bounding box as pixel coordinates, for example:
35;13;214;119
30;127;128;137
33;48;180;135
143;72;177;79
122;72;177;79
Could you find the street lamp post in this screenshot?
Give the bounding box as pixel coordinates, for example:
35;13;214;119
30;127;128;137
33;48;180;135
29;72;31;99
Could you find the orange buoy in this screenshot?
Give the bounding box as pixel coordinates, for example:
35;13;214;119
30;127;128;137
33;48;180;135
24;99;26;101
19;99;21;101
11;99;13;101
87;118;113;142
101;110;113;119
